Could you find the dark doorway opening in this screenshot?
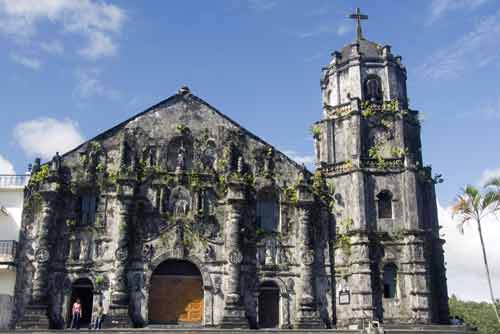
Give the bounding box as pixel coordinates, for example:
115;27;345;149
258;281;280;328
68;278;94;328
149;259;203;325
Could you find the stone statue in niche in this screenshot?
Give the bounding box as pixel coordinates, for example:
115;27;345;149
170;187;191;217
174;199;189;216
147;146;157;167
204;245;215;262
50;152;62;172
94;240;102;258
176;143;186;172
201;144;216;171
365;75;382;102
278;247;290;265
237;156;244;174
264;248;274;266
81;238;92;261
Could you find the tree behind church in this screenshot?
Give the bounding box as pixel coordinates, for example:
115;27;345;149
451;185;500;324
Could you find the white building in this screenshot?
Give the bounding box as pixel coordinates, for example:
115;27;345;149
0;174;29;329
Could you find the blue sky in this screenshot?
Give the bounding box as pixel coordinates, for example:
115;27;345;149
0;0;499;300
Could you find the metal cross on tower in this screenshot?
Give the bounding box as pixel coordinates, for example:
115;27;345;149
349;8;368;41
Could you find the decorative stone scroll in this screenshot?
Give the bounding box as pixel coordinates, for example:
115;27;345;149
228;249;243;264
35;247;50;263
115;247;128;261
301;250;315;266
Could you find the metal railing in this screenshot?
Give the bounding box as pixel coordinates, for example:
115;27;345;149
0;240;17;264
0;174;30;189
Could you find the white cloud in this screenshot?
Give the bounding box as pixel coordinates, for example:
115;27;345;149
73;68;121;101
283;150;315;170
248;0;277;11
13;117;84;160
336;23;351;36
0;155;15;174
429;0;489;22
479;168;500;186
438;201;500;301
298;23;351;39
78;30;116;59
0;0;126;60
40;40;64;55
10;53;42;70
419;11;500;79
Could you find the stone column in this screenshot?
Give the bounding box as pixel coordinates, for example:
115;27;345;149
294;181;323;328
18;176;59;329
108;177;134;327
220;181;248;328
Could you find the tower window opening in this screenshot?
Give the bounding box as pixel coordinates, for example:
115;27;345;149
377;190;393;219
364;75;383;102
383;263;397;299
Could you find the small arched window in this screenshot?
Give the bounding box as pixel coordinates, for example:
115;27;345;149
377;190;393;219
364;75;383;102
256;190;279;232
383;263;398;299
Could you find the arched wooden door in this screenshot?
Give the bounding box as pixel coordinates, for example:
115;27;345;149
149;259;203;324
258;281;280;328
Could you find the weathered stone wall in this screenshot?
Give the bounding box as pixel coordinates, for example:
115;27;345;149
14;88;334;330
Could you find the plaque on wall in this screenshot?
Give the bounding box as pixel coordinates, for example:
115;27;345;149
339;289;350;305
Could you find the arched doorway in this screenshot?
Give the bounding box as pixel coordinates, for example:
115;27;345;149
258;281;280;328
67;278;94;328
149;259;203;324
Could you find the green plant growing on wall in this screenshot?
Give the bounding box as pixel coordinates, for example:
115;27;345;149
175;124;189;135
310;125;322;141
368;144;386;169
335;217;354;258
30;165;50;185
283;186;298;204
188;171;201;191
95;275;104;286
96;161;106;174
390;146;406;159
89;141;102;152
66;219;76;229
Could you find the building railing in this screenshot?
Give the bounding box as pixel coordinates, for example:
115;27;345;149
0;240;17;264
324;102;352;118
0;174;30;189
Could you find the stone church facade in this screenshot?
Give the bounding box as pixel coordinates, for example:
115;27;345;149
13;14;449;330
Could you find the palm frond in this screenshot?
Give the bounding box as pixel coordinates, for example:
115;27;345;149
485;176;500;190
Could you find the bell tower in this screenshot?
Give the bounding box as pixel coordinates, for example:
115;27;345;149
313;9;449;327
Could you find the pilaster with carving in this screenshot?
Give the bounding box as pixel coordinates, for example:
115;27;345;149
108;177;135;327
294;179;323;328
18;169;60;329
220;181;248;328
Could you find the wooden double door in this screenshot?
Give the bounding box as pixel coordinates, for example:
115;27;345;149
149;275;203;324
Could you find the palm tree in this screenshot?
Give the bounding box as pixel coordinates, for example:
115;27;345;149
451;185;500;323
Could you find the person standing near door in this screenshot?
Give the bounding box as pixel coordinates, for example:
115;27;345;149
70;298;82;329
93;302;104;330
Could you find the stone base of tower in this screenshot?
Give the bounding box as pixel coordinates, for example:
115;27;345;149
294;306;324;329
16;304;50;329
106;304;130;328
219;304;249;329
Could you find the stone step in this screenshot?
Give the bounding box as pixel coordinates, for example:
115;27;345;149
0;325;475;334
